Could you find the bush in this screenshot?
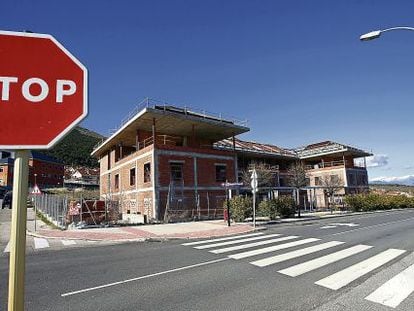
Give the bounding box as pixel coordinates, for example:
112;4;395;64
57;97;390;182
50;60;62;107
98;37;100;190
344;193;414;212
227;195;252;222
227;195;296;222
274;196;295;218
257;200;272;218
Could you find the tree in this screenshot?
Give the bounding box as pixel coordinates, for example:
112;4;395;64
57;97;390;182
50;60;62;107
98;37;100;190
320;175;344;213
241;162;278;189
286;161;308;217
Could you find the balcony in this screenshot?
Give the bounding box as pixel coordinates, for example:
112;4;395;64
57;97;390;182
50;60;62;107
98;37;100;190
306;160;366;170
137;134;184;150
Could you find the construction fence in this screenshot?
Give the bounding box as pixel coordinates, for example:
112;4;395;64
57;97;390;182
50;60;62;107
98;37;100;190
31;193;120;229
161;192;227;222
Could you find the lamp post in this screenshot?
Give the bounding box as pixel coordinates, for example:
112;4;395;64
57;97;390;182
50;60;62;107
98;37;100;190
360;26;414;41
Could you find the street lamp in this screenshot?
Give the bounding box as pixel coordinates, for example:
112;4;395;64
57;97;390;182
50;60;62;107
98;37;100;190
360;26;414;41
34;173;37;186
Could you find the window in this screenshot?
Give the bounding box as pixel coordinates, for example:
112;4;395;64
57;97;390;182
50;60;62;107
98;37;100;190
348;173;356;186
330;175;339;183
0;167;3;173
170;163;183;182
361;174;368;185
215;164;227;182
314;177;321;186
114;174;119;189
144;163;151;183
130;168;136;186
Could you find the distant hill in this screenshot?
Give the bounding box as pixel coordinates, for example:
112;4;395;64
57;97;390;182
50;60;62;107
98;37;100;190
370;183;414;194
370;175;414;186
41;126;105;168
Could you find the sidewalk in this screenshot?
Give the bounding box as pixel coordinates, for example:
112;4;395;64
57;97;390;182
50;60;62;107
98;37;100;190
28;219;260;242
27;208;414;242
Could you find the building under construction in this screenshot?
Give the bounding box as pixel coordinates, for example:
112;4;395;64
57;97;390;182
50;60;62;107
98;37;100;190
92;99;371;222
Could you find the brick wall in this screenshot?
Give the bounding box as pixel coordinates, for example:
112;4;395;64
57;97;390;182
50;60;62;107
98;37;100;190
0;164;13;186
29;159;64;187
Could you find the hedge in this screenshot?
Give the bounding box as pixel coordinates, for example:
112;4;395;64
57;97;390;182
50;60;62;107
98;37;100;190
226;195;295;222
343;193;414;212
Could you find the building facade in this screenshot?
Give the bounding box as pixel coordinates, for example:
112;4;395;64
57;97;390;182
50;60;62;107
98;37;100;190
93;101;372;222
0;151;64;188
92;103;248;221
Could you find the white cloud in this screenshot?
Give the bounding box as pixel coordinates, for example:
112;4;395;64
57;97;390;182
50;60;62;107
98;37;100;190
366;154;389;168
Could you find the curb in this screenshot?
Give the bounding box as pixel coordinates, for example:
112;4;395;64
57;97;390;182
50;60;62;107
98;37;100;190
26;225;265;243
258;208;414;226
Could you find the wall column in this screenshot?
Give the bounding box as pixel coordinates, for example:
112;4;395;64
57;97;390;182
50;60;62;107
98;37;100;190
152;118;156;147
136;130;140;151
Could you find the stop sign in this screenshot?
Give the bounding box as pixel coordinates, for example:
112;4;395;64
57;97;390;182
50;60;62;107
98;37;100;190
0;30;87;149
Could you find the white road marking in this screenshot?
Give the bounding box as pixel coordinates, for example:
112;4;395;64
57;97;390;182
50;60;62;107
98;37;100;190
278;244;372;277
182;232;264;246
33;237;50;249
61;240;77;246
195;234;281;250
228;238;320;260
61;257;230;297
321;223;359;229
3;241;10;253
315;248;406;290
365;263;414;308
251;241;345;267
331;223;359;227
330;216;414;237
210;236;299;254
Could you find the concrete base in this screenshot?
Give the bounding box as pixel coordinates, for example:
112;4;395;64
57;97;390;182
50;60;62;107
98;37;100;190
121;213;145;224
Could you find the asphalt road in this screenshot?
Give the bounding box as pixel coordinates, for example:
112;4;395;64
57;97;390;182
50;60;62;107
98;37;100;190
2;209;414;310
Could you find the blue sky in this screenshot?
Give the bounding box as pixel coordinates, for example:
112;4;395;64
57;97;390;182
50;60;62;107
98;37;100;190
2;0;414;179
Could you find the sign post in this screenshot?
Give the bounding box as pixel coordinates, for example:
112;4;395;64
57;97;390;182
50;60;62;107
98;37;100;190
7;151;29;311
251;169;258;228
0;30;88;311
221;181;243;226
31;184;42;231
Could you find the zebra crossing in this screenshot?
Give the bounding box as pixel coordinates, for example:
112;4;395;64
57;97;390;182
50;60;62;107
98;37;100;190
182;232;414;309
2;237;99;253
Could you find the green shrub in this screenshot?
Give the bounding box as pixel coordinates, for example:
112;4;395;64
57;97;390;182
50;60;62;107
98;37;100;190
226;195;295;221
257;199;272;218
274;196;295;218
344;193;414;212
226;195;252;222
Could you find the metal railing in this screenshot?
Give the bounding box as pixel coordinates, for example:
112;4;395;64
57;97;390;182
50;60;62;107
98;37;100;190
93;97;249;151
306;160;367;170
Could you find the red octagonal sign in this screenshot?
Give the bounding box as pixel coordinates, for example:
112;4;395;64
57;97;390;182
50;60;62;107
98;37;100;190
0;30;88;149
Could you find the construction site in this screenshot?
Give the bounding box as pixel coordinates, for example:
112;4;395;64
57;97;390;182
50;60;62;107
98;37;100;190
91;98;372;223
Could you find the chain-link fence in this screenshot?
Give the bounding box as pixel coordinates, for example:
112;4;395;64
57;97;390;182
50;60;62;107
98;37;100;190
32;194;68;229
32;193;121;229
162;193;226;222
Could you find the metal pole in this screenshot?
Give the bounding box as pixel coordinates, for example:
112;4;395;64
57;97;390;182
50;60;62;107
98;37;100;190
34;195;37;231
225;183;230;227
253;190;256;228
207;192;210;218
33;174;37;231
8;150;29;311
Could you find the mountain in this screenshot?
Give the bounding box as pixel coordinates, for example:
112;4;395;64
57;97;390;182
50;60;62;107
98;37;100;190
41;126;105;168
370;175;414;186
